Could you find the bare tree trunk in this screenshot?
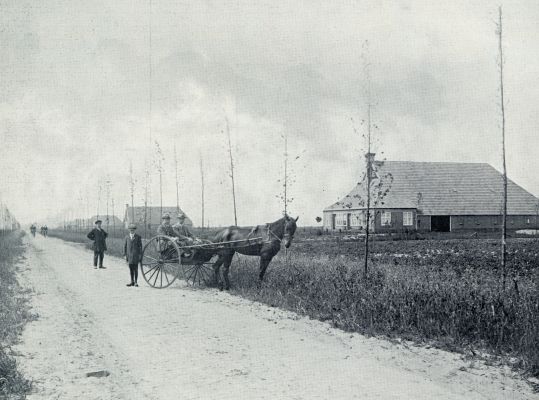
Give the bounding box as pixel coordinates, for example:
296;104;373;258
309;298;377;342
224;116;238;226
129;160;135;223
284;131;288;215
174;142;180;213
155;141;164;219
364;105;372;275
200;156;205;229
112;197;116;237
497;6;508;291
97;181;102;219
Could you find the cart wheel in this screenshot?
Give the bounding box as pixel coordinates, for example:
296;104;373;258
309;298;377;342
182;262;214;286
141;235;180;288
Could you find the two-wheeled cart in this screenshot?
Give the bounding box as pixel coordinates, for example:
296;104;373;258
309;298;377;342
140;235;262;288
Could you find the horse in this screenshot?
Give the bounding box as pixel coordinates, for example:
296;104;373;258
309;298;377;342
211;214;299;290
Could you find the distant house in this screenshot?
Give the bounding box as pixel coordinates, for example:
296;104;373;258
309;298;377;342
323;157;539;232
89;215;123;227
0;202;19;232
123;205;194;233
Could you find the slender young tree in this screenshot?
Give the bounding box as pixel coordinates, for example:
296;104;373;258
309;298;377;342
111;197;116;236
96;179;102;219
173;142;180;213
364;105;373;275
345;111;393;275
496;6;508;290
154;140;164;219
224;115;238;225
105;176;111;230
129;160;136;223
143;159;151;239
284;131;288;215
276;130;303;216
200;155;205;229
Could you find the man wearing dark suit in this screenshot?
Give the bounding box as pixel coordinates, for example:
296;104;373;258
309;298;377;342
123;223;142;287
87;220;108;269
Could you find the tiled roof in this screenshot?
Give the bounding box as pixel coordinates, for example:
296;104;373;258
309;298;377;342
90;215;123;225
325;161;539;215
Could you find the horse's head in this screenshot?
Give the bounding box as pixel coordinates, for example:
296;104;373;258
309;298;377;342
283;215;299;248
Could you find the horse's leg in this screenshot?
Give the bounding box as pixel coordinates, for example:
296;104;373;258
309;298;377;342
222;253;234;291
258;256;273;285
213;255;225;290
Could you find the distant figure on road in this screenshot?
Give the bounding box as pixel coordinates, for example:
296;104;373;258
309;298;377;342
87;219;108;269
43;225;48;237
123;223;142;287
30;224;36;237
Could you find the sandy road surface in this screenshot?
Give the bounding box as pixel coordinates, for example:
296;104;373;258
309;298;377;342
13;235;537;400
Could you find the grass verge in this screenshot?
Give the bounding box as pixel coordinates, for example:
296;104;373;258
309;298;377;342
0;231;34;399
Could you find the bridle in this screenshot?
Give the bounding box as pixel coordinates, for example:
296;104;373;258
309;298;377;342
266;220;295;244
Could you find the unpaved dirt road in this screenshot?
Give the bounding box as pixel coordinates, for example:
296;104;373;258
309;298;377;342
14;236;538;399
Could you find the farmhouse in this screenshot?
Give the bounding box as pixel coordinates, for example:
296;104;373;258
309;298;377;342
323;156;539;232
123;205;194;232
0;202;19;232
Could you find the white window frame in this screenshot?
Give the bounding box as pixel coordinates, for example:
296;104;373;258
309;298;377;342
381;211;392;226
403;211;413;227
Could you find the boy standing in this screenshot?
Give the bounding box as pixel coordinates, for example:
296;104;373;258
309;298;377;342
123;223;142;287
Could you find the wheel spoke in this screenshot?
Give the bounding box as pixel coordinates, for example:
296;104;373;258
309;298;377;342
143;255;160;263
148;265;160;282
186;265;197;284
153;266;160;287
163;269;170;285
142;264;159;277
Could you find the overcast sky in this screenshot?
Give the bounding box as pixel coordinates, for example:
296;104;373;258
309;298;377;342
1;0;539;227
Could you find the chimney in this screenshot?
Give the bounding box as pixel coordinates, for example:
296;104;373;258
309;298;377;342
365;153;376;179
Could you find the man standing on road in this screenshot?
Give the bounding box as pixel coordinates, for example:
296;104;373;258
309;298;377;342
87;219;108;269
123;223;142;287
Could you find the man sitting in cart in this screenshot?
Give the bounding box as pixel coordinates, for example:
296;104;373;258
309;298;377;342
157;213;176;237
172;212;195;246
157;213;199;258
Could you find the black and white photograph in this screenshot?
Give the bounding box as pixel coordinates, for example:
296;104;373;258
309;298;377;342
1;1;539;399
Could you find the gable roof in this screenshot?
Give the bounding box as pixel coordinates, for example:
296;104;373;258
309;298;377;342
124;206;194;226
325;161;539;215
89;215;123;225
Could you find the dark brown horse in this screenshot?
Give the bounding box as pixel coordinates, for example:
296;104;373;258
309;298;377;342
212;215;299;290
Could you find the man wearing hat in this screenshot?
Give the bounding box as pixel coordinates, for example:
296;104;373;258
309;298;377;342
87;219;108;269
123;223;142;287
172;212;195;246
156;213;177;237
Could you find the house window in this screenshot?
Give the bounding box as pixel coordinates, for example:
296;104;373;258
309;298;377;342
381;211;392;226
403;211;413;226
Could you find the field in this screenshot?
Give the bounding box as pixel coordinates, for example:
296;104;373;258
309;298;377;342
49;228;539;378
0;231;33;399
